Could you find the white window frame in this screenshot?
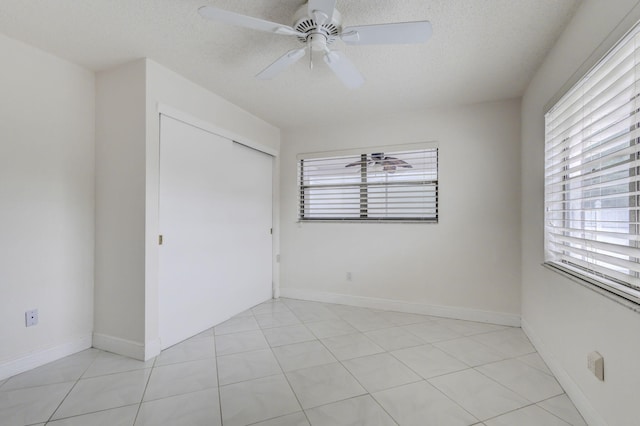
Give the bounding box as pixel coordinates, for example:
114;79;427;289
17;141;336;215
544;20;640;305
297;142;438;223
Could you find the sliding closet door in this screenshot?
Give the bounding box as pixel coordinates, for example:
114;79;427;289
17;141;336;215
159;115;233;349
228;142;273;312
158;115;274;349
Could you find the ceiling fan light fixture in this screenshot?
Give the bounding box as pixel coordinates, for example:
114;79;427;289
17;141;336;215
308;33;328;51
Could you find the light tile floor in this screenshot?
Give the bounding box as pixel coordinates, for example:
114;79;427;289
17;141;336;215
0;298;587;426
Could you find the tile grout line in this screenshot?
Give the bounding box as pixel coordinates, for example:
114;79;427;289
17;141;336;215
320;300;497;424
535;394;585;426
467;329;537;355
258;299;313;424
216;304;556;423
262;323;313;426
216;302;303;424
264;300;323;421
425;358;566;424
308;393;402;426
45;403;140;425
213;328;225;426
44;350;101;424
1;355;102;392
380;347;480;423
431;339;509;368
302;302;535;424
471;356;564;406
387;344;470;378
478;401;573;425
441;361;528;411
290;306;401;425
132;354;158;425
515;354;556;377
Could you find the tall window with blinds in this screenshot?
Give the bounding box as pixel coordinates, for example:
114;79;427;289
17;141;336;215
298;144;438;222
544;21;640;303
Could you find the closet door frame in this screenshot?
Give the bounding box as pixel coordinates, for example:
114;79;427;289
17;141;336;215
157;105;279;158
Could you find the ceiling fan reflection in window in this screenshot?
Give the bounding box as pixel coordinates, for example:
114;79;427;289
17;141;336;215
198;0;432;88
346;153;412;173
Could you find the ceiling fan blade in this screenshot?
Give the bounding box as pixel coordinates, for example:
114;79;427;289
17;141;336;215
308;0;336;25
198;6;304;37
256;48;306;80
341;21;432;45
323;51;364;89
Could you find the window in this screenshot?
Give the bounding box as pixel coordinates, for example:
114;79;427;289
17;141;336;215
544;21;640;303
298;143;438;222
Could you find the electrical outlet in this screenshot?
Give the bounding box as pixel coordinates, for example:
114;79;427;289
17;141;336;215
346;272;352;281
587;351;604;381
25;309;38;327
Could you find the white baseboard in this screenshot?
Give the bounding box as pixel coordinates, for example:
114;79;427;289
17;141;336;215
92;333;146;361
0;334;92;381
279;288;521;327
522;319;605;426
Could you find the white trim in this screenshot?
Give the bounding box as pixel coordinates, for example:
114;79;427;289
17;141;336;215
522;319;605;426
0;334;92;381
279;288;521;327
297;141;438;161
92;333;146;361
297;219;438;225
157;103;279;157
144;338;162;361
544;2;640;114
542;263;640;313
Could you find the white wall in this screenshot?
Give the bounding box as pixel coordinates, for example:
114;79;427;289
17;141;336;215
521;1;640;425
0;34;95;379
280;100;522;324
94;60;147;358
94;59;281;359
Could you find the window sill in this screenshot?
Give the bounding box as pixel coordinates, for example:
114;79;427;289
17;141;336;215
542;263;640;313
297;219;438;224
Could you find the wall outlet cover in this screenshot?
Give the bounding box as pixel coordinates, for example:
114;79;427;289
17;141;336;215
25;309;38;327
587;351;604;381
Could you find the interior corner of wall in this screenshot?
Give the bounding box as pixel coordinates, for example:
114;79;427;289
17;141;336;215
280;288;521;327
521;319;606;426
92;332;146;361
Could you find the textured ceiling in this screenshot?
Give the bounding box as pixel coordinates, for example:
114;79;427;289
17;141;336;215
0;0;580;129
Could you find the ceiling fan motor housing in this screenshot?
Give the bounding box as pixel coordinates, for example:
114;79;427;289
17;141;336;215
292;4;342;48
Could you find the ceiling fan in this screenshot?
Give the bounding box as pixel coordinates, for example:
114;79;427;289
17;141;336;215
198;0;432;89
346;153;413;172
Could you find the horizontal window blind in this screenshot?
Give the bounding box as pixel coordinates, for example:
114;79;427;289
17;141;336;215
299;146;438;222
544;21;640;303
